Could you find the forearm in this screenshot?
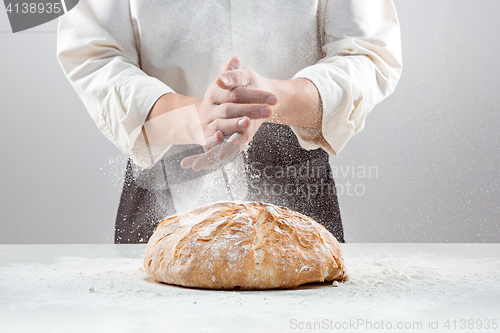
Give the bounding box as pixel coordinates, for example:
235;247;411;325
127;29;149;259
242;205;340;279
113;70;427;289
267;78;322;129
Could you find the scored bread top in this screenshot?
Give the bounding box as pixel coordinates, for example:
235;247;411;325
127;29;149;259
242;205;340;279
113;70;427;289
143;201;346;289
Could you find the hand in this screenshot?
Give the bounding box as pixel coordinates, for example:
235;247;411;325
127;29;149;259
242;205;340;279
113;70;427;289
217;66;323;129
181;57;278;171
216;65;276;102
181;58;323;171
196;56;277;147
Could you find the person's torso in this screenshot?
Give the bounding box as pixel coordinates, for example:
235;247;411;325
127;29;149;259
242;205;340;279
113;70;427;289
125;0;337;227
129;0;323;97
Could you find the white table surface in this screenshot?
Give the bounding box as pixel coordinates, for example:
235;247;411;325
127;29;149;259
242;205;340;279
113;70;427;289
1;244;499;333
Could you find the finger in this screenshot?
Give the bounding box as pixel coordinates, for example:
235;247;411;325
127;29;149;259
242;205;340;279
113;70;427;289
228;56;242;71
192;153;215;172
217;133;244;162
204;131;224;151
220;56;242;74
206;131;224;146
193;145;224;171
201;125;224;146
204;134;244;169
180;132;223;169
181;146;222;170
180;154;197;169
207;104;273;122
207;117;250;136
212;87;278;106
186;134;245;172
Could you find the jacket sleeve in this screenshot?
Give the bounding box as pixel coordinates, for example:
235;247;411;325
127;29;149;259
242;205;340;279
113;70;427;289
291;0;403;155
56;0;174;156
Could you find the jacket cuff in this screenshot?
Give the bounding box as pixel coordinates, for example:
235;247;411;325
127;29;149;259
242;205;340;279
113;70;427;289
98;75;175;155
291;63;366;155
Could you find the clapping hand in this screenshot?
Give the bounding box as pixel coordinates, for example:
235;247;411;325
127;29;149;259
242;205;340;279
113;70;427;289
181;57;278;171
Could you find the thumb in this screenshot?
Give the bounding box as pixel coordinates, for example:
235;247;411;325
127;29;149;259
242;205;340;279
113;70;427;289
216;68;249;90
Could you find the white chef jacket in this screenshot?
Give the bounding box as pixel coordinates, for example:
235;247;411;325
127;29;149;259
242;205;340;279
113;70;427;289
57;0;402;162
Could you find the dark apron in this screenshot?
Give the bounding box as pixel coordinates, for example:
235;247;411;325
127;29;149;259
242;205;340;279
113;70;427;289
115;123;344;243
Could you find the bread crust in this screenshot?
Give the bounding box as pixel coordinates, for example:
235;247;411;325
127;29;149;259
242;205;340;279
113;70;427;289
143;202;346;289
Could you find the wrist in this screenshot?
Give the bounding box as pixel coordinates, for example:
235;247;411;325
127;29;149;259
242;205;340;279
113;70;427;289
147;93;203;121
266;78;322;128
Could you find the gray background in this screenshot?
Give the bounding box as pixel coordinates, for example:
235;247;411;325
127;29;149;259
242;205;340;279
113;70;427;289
1;0;498;244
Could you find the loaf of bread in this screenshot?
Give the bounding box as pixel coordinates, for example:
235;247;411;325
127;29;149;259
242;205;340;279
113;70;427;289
143;202;346;289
